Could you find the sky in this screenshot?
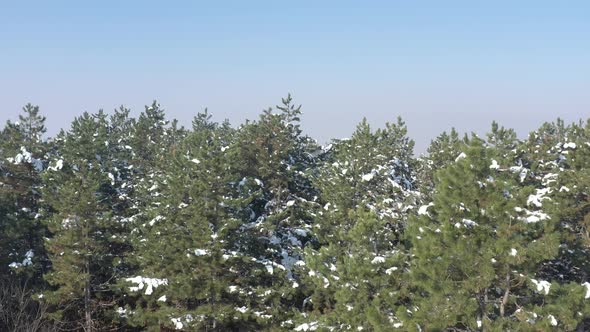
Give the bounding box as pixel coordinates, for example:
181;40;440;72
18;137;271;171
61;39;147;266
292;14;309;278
1;1;589;153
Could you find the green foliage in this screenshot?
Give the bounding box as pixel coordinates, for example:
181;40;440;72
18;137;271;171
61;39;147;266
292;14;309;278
0;104;48;283
40;111;137;330
1;99;590;331
407;133;570;330
416;127;467;198
299;118;418;330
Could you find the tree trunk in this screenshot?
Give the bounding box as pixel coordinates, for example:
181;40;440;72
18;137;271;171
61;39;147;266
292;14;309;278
84;217;92;332
85;281;92;331
477;288;487;332
500;271;510;317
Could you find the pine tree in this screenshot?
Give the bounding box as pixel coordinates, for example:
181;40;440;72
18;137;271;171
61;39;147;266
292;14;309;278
520;119;590;330
41;111;135;330
0;104;48;281
416;127;468;199
2;97;589;331
407;133;562;330
298;117;419;331
122;110;274;330
0;104;51;330
223;95;319;329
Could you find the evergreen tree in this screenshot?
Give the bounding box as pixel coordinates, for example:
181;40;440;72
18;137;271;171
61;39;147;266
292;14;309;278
2;97;589;331
225;95;319;329
0;104;50;330
520;119;590;330
407;133;562;330
298;117;419;331
0;104;48;277
122;109;289;330
41;111;135;330
416;128;468;199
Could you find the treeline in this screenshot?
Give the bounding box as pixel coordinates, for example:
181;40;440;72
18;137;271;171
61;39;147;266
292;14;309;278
1;96;590;331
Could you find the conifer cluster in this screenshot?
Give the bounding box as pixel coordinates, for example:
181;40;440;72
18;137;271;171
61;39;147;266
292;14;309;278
1;97;590;331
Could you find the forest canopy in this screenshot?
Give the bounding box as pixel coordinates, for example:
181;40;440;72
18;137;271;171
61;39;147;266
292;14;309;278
1;97;590;331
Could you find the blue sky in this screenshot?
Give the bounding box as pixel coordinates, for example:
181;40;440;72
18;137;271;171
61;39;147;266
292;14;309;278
1;1;589;152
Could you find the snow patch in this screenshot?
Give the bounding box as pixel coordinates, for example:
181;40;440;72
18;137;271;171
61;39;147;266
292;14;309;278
582;282;590;299
107;173;115;185
518;169;527;183
489;160;499;170
193;249;209;256
126;276;168;295
527;188;552;208
417;203;434;216
563;142;577;149
171;317;183;330
295;322;318;331
371;256;386;264
524;211;550;223
8;249;34;269
361;172;375;182
265;264;274;275
10;147;44;171
48;159;64;171
149;215;164;226
531;279;551;295
116;307;128;318
462;219;477;227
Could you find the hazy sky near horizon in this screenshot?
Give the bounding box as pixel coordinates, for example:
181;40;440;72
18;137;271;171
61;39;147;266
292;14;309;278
1;1;589;153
